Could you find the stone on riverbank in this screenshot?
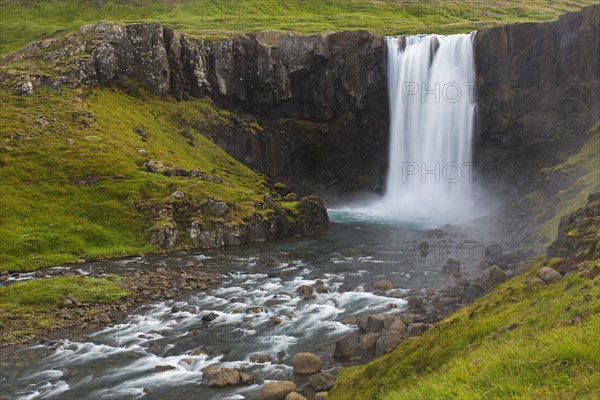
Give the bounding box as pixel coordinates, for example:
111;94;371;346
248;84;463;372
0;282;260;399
291;352;322;374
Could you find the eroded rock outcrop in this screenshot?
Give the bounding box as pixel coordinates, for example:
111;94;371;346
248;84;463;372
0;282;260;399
2;6;598;197
474;5;600;172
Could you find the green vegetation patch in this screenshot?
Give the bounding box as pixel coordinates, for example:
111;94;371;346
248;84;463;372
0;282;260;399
0;84;270;271
0;275;129;341
330;257;600;400
1;0;598;54
530;120;600;244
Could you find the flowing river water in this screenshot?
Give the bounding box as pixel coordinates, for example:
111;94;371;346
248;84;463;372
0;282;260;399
0;33;517;399
0;210;511;400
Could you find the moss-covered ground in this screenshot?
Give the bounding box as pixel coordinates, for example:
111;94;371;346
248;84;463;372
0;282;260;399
1;0;598;54
331;258;600;399
0;275;129;342
527;120;600;244
0;82;283;271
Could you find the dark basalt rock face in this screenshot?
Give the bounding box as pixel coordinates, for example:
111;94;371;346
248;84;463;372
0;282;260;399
4;22;389;195
473;5;600;178
547;192;600;259
3;5;598;197
86;4;600;195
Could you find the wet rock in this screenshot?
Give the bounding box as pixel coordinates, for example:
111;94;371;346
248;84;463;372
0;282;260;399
171;304;183;313
270;316;282;324
201;366;251;387
315;281;329;293
384;318;406;333
250;353;272;363
285;392;307;400
201;312;218;321
308;372;336;391
442;259;461;275
190;348;209;356
239;372;255;384
333;335;354;359
146;342;164;355
407;296;424;311
259;381;297;400
358;332;381;351
246;306;264;313
341;317;357;326
154;365;176;373
291;352;322;374
375;332;404;356
297;285;314;295
538;267;562;284
479;265;507;289
357;315;386;333
372;280;394;291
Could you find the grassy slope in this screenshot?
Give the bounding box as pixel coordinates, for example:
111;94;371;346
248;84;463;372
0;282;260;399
331;258;600;400
0;83;274;272
1;0;598;54
0;275;129;338
531;121;600;244
330;125;600;400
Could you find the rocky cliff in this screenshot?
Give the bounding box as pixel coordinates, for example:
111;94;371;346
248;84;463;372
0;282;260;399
474;4;599;175
2;5;598;197
2;22;388;195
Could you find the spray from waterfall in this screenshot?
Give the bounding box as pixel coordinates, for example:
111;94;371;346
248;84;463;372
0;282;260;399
377;33;477;223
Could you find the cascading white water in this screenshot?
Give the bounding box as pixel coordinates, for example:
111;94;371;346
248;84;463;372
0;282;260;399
379;33;477;223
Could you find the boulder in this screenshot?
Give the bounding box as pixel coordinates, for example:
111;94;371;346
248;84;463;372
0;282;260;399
314;392;329;400
308;372;336;392
285;392;307;400
375;332;404;356
479;265;507;289
250;353;272;363
297;285;314;295
366;315;385;332
538;267;562;284
239;372;255;384
407;296;424;311
358;332;381;351
201;366;251;387
260;381;297;400
333;335;354;359
372;280;394;291
154;365;176;373
291;352;322;374
201;312;218;321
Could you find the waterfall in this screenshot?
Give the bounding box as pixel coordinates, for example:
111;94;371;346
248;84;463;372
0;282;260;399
379;33;477;223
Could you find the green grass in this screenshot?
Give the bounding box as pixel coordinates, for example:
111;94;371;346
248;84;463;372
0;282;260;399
0;83;279;271
530;120;600;244
1;0;598;54
0;275;129;340
330;258;600;400
0;275;128;312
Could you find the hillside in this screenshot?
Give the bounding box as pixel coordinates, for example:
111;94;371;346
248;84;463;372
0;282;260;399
329;193;600;399
1;0;599;54
0;82;328;272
